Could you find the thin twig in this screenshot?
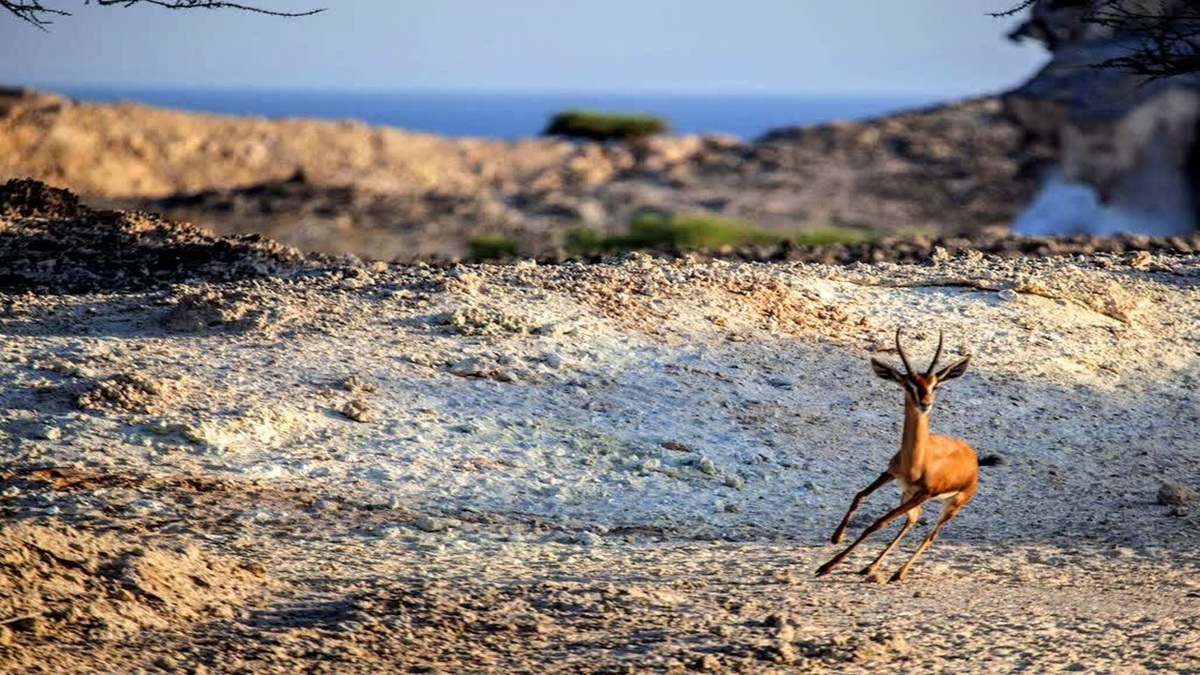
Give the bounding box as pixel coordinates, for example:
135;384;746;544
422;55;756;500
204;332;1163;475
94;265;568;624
0;614;40;626
1;0;323;27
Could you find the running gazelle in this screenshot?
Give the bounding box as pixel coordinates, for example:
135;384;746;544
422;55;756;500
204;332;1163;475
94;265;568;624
816;328;997;582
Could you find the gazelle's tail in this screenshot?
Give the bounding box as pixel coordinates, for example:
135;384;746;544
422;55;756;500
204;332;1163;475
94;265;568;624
979;455;1004;467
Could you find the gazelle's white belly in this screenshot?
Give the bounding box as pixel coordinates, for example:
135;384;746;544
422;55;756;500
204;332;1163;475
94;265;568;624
895;479;959;501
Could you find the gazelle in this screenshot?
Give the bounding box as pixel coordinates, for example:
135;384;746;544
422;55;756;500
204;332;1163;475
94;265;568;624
816;328;994;582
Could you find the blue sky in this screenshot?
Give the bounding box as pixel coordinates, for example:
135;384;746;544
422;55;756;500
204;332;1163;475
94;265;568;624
2;1;1045;96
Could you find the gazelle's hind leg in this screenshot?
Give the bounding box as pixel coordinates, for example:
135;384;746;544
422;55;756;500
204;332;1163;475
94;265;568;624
860;498;921;577
829;472;893;544
890;491;971;582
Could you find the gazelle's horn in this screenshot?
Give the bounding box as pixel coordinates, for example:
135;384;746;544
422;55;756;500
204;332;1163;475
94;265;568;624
925;330;945;376
895;327;914;375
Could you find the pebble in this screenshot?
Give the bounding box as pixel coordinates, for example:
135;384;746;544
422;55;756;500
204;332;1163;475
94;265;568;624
997;288;1019;302
1158;483;1197;505
573;531;603;547
124;499;165;514
9;616;42;636
341;398;374;423
414;515;454;532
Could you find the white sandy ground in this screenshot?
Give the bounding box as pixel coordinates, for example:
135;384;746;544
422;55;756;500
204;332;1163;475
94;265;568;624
1;250;1198;673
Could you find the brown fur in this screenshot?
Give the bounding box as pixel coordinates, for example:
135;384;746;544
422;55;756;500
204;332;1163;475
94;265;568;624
816;330;980;582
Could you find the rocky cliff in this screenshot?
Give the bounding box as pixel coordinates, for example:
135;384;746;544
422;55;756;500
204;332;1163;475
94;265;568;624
2;87;1034;259
1004;0;1200;236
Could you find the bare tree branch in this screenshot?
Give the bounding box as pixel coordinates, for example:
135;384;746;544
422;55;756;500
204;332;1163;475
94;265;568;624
1002;0;1200;79
1;1;69;28
990;1;1038;19
1;0;322;27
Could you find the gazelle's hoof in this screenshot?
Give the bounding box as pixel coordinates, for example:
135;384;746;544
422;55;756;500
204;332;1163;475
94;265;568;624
888;571;906;583
815;563;834;577
830;534;844;544
858;565;874;576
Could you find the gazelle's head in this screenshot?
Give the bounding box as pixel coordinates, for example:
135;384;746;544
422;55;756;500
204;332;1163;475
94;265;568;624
871;328;969;415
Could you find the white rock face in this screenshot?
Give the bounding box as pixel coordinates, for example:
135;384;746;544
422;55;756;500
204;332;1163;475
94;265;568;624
1013;158;1194;237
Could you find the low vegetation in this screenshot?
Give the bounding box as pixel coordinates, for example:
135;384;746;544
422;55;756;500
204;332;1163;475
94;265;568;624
564;213;866;256
467;234;519;262
542;110;670;142
466;214;868;261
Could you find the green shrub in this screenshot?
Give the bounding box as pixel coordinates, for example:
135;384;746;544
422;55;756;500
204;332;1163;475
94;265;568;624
564;214;868;255
543;110;670;142
790;226;869;246
467;234;519;261
625;213;780;249
563;224;609;255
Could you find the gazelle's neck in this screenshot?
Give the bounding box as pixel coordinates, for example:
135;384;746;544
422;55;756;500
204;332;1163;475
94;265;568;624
899;397;930;480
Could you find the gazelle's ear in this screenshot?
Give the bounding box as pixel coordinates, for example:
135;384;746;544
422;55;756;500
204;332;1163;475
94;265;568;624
935;356;970;382
870;358;904;382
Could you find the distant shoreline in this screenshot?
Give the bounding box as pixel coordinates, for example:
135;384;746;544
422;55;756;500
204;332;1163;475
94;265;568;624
34;84;944;140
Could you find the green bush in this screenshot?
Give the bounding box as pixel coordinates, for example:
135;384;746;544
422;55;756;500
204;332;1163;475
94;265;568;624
467;234;519;261
624;213;780;249
790;226;869;246
564;214;867;255
543;110;670;142
563;224;609;255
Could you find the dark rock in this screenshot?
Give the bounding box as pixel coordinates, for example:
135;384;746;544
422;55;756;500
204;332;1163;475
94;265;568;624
0;181;312;293
0;178;83;219
1158;483;1197;506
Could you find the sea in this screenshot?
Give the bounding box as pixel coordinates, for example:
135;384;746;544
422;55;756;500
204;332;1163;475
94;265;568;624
49;86;941;141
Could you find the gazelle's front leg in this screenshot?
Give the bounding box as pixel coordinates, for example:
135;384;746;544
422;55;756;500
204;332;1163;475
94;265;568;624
816;492;928;577
829;471;893;544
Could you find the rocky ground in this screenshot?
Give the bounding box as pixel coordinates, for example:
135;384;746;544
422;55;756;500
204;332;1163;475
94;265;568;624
2;87;1036;260
0;186;1198;673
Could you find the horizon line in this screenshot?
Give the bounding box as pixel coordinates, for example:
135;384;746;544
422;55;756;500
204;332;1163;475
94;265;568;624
22;81;982;100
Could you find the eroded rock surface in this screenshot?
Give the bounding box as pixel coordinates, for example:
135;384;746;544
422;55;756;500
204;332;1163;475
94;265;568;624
0;199;1197;673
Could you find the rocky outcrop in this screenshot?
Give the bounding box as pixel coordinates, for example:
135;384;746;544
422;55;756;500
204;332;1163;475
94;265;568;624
2;87;1035;259
1004;0;1200;235
0;179;311;293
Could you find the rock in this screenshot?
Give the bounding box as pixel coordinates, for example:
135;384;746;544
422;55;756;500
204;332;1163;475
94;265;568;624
1157;483;1197;506
0;178;81;219
0;182;308;294
571;531;603;547
77;373;179;415
340;375;377;394
341;398;374;423
8;616;42;636
414;515;452;533
1129;251;1154;270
